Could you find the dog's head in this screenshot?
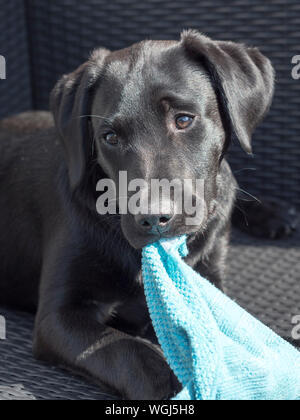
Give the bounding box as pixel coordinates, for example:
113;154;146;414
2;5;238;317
51;30;274;249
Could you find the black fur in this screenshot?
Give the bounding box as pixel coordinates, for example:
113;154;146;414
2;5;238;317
0;31;274;399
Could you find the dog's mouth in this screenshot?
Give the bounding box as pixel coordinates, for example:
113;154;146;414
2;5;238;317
121;212;206;250
98;182;209;249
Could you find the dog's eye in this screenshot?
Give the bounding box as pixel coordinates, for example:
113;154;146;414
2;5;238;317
103;131;118;145
175;115;194;130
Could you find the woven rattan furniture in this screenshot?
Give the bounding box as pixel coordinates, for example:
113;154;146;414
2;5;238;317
0;0;299;400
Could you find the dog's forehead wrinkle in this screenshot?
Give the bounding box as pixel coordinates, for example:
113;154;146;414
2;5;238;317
117;46;160;115
104;41;183;117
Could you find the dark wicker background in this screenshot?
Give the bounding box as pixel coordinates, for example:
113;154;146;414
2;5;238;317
0;1;32;118
24;0;300;207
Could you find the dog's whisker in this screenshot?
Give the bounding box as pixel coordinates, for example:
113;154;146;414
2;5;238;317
76;114;108;121
235;187;261;204
234;204;249;227
233;167;256;174
236;197;257;202
91;134;97;156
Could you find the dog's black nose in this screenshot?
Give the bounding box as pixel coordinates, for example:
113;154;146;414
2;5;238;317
135;214;174;234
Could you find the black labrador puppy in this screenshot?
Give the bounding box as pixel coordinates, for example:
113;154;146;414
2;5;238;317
0;31;274;399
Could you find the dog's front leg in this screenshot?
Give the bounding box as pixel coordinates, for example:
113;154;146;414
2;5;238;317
33;306;178;400
33;242;179;400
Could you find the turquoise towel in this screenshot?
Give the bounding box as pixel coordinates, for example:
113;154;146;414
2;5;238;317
142;236;300;400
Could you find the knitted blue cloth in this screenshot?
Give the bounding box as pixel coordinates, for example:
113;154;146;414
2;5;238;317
142;236;300;400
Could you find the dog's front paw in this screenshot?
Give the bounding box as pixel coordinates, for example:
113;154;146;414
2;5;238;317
233;198;299;239
124;340;181;400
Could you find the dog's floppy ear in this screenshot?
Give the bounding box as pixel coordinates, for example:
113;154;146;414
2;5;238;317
181;30;275;153
50;48;110;189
